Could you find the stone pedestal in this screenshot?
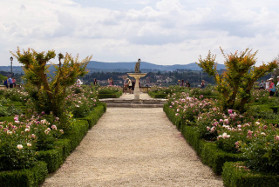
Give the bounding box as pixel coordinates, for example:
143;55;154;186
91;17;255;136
127;73;147;100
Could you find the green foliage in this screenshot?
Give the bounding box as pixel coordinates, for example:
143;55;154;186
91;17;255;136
239;123;279;174
79;103;106;128
65;85;99;118
222;162;279;187
12;48;91;119
197;48;278;112
0;74;7;82
36;147;63;173
201;142;244;175
97;85;123;99
0;161;48;187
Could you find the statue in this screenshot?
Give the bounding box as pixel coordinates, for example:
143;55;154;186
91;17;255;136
135;58;141;73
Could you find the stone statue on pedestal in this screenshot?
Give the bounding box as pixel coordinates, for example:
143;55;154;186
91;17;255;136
135;58;141;73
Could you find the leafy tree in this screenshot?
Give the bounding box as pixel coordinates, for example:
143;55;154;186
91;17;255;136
12;48;91;118
197;48;278;112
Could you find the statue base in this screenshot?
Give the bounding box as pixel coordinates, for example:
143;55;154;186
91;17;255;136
127;73;147;100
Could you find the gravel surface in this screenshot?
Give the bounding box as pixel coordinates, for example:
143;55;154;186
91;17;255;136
42;94;223;187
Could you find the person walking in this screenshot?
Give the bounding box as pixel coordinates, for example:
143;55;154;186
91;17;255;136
185;81;190;88
268;78;276;96
93;78;98;86
201;80;205;88
12;77;16;88
128;78;132;94
8;76;13;88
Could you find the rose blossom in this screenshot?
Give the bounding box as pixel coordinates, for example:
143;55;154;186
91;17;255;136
17;144;23;150
222;132;230;139
261;132;266;136
228;109;233;114
51;125;57;130
275;135;279;141
27;143;32;147
224;119;229;125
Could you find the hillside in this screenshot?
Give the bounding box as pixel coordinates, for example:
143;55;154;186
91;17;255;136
0;61;226;73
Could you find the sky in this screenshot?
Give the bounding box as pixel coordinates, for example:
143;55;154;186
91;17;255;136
0;0;279;66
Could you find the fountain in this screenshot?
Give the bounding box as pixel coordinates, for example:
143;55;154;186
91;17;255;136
127;59;147;100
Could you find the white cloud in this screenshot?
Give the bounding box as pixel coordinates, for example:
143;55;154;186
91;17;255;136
0;0;279;67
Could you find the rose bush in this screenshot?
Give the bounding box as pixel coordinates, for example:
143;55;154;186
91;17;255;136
0;114;63;171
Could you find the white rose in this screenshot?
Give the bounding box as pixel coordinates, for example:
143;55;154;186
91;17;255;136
17;144;23;150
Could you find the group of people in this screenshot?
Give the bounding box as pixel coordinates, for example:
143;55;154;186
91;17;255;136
177;79;191;87
3;77;16;88
259;76;279;96
124;78;135;94
177;79;205;88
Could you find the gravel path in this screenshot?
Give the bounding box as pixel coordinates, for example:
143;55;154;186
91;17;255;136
42;94;223;187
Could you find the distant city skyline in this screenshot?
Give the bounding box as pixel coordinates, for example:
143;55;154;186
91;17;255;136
1;0;279;66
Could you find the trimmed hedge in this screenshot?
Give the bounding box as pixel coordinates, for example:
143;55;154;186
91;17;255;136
181;126;204;156
0;161;48;187
36;147;64;173
98;92;122;99
79;103;106;128
148;92;168;98
223;162;279;187
201;142;244;175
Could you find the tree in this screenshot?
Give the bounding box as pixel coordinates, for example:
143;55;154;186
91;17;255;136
197;48;278;112
12;48;92;118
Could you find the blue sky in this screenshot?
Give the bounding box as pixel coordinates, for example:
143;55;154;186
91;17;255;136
0;0;279;66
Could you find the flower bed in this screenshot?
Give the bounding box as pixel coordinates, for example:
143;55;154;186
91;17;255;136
0;103;106;186
164;104;245;174
164;90;279;180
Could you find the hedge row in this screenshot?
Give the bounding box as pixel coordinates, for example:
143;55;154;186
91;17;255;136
0;103;106;186
163;104;244;175
148;92;168;98
223;162;279;187
0;161;48;187
98;92;122;99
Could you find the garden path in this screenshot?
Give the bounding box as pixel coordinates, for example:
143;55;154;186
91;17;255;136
42;93;223;187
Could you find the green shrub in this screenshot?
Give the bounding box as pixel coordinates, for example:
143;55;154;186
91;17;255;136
63;119;89;151
36;147;63;173
79;103;106;128
240;123;279;174
0;116;14;122
181;126;205;155
0;161;48;187
53;139;72;160
201;142;245;175
223;162;279;187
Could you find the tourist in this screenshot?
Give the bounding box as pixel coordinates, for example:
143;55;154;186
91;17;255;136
181;79;184;87
265;79;270;90
93;78;98;86
108;77;114;86
12;77;16;88
185;81;190;88
268;78;275;96
259;80;265;90
8;76;13;88
3;78;8;88
76;79;83;86
177;80;180;86
201;80;205;88
128;78;132;94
